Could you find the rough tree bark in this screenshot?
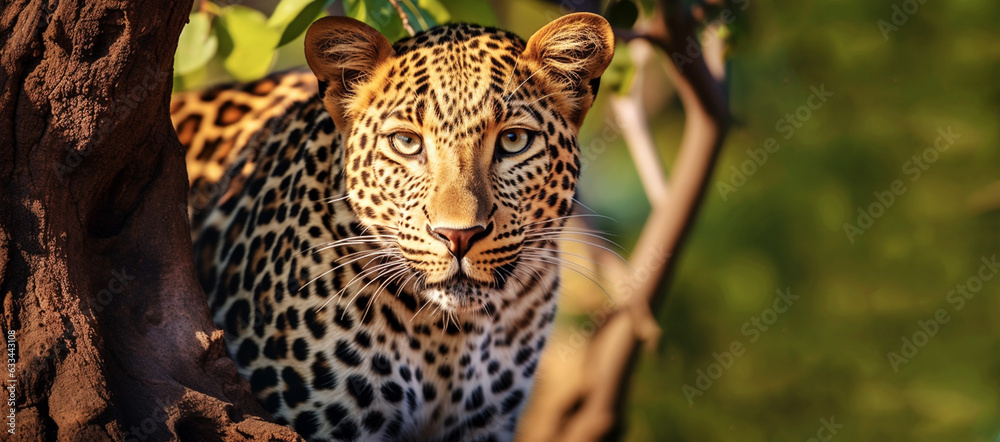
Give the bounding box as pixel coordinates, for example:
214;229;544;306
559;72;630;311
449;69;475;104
0;1;299;440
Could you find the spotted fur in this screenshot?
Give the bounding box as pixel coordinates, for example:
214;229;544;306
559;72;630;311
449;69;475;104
171;13;614;442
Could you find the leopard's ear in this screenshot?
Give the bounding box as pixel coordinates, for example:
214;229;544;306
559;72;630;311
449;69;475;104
523;13;615;125
305;16;395;127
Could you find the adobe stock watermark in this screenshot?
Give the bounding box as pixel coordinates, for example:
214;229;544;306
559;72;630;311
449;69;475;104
843;126;960;244
717;84;833;201
682;288;797;404
877;0;928;41
806;416;844;442
123;397;175;442
88;268;135;313
578;115;624;175
6;330;16;436
887;255;998;373
551;244;670;361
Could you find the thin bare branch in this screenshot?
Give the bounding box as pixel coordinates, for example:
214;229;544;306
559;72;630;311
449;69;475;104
387;0;416;37
518;0;731;439
611;93;669;204
611;39;669;205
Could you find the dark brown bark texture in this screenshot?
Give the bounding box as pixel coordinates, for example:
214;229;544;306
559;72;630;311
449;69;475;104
0;1;300;440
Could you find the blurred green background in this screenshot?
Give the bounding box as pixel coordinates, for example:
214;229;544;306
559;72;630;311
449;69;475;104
175;0;1000;440
589;2;1000;441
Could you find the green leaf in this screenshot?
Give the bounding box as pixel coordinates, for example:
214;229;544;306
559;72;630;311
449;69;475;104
604;0;639;29
267;0;320;27
215;6;281;82
173;66;208;92
635;0;655;17
342;0;366;22
415;0;450;26
343;0;406;41
341;0;451;39
174;12;218;76
395;0;449;31
269;0;334;48
435;0;496;26
601;43;636;95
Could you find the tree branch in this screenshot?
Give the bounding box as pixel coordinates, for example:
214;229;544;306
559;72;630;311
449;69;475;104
610;39;669;205
387;0;416;36
518;0;730;439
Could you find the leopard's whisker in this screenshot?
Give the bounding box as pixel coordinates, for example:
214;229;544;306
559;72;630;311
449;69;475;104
429;302;442;323
304;234;395;254
500;55;521;101
520;250;615;286
520;250;611;282
409;293;433;323
322;243;396;262
513;255;548;288
300;248;394;293
519;253;615;303
527;225;619;239
362;264;410;323
521;92;557;108
522;245;623;278
307;238;390;255
570;197;600;215
325;193;350;203
504;69;542;103
343;255;407;313
396;270;420;302
522;234;632;270
306;234;387;246
495;265;527;299
524;225;620;242
521;213;616;228
524;230;626;252
317;256;402;312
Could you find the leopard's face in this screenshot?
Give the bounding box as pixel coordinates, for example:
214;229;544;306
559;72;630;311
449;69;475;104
306;16;614;314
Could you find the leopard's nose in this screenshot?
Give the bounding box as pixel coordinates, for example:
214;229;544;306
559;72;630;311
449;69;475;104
430;223;492;260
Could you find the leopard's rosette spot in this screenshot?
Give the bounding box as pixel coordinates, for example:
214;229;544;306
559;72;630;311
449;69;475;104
174;13;614;442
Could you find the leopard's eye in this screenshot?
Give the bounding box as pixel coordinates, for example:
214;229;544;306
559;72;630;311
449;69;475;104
496;128;534;155
390;132;422;156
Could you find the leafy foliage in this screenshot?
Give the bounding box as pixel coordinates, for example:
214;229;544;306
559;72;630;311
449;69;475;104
173;0;483;91
269;0;336;47
174;12;217;76
215;6;281;82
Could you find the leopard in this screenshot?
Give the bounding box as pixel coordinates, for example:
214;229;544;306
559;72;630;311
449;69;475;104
170;12;614;442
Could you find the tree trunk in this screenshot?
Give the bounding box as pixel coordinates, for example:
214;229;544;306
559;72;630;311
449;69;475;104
0;1;300;440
